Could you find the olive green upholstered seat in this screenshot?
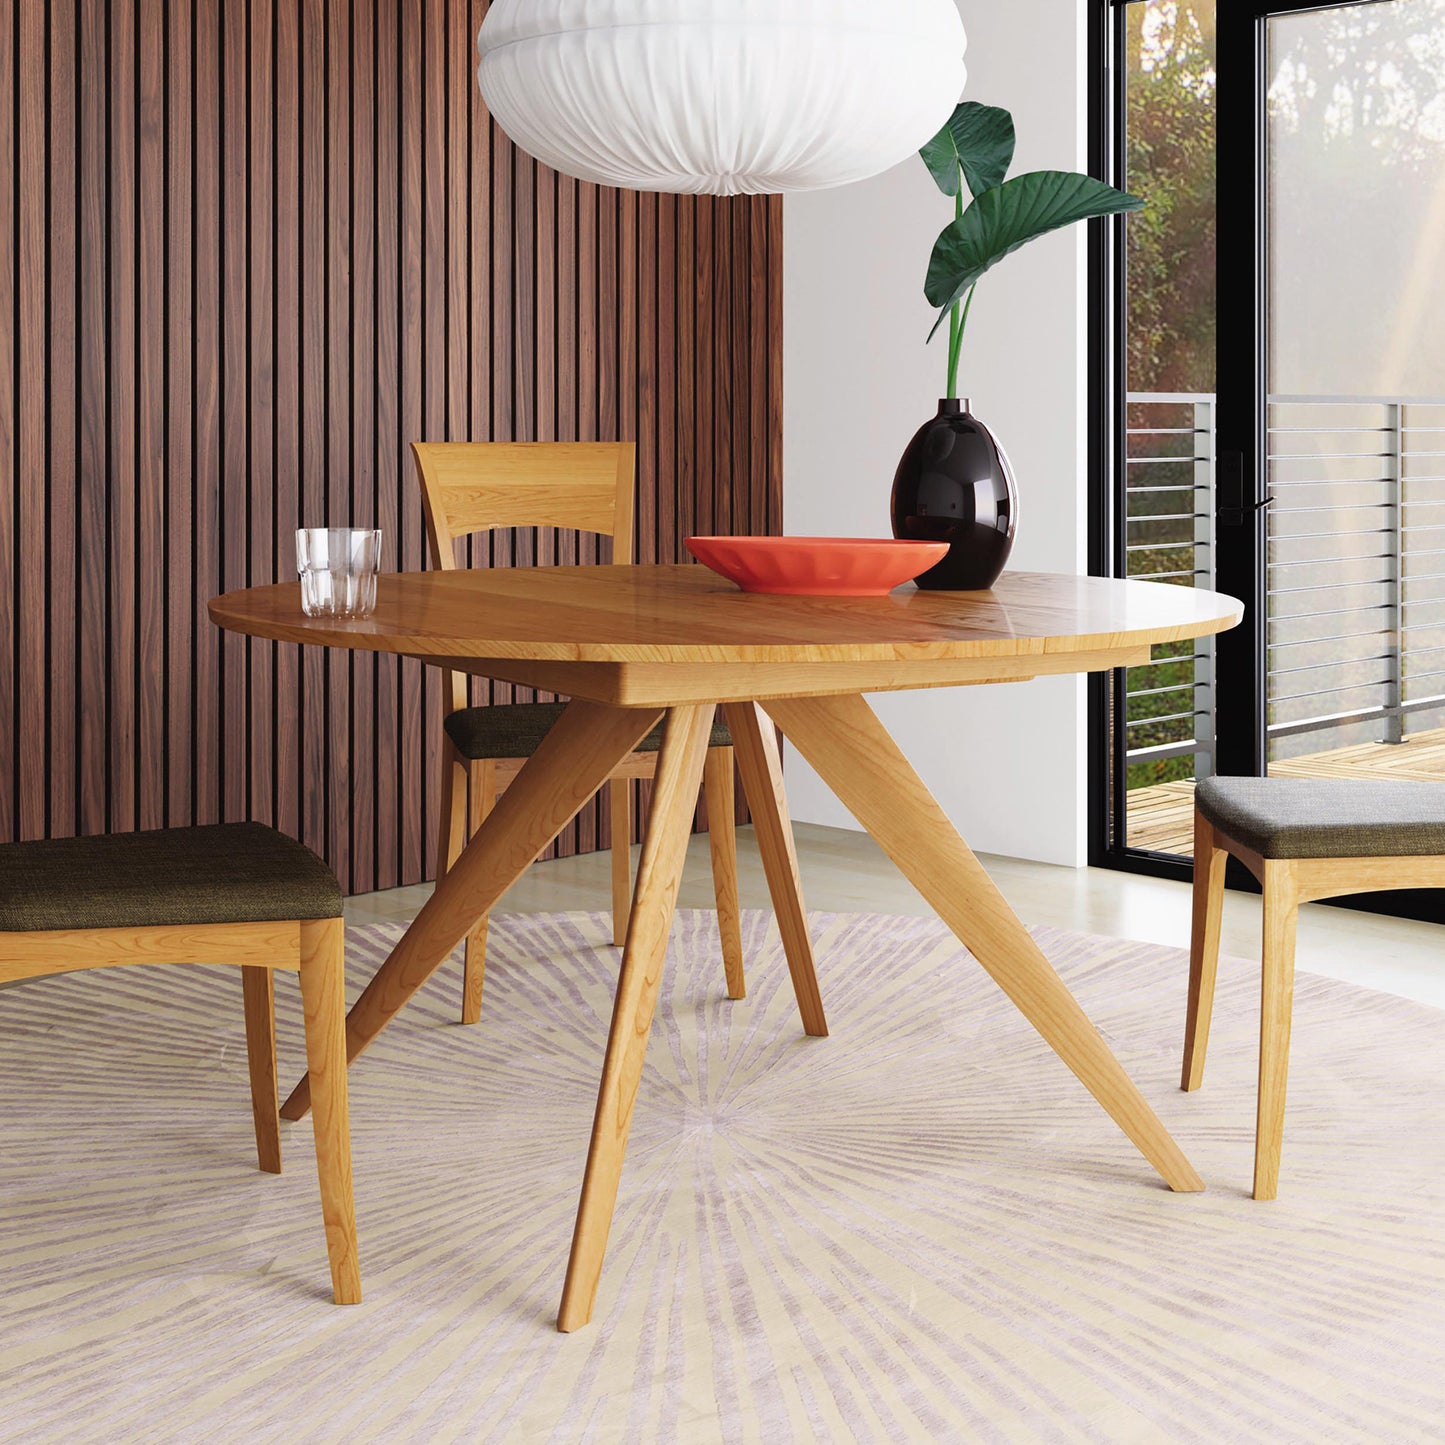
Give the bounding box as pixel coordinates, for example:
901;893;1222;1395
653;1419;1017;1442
1195;776;1445;861
0;823;342;933
0;822;359;1304
443;700;733;762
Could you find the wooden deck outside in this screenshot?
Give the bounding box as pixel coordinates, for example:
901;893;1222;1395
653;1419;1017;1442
1126;727;1445;855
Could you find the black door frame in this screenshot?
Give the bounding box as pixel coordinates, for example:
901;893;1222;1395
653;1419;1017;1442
1086;0;1205;885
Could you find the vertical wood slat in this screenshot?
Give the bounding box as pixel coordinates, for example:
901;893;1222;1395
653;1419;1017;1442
48;0;78;841
3;1;781;893
274;0;301;841
300;0;327;865
109;0;138;834
17;0;47;839
193;0;222;828
630;193;654;837
220;0;248;826
595;178;621;842
137;0;165;829
676;199;695;553
166;0;195;828
695;199;715;541
249;0;276;832
78;0;109;835
514;156;537;596
398;0;424;885
466;0;490;724
350;0;375;892
574;179;599;861
731;202;751;540
419;0;445;881
487;111;514;717
749;201;769;544
446;0;472;693
373;0;400;891
657;198;676;567
0;0;15;841
325;0;352;885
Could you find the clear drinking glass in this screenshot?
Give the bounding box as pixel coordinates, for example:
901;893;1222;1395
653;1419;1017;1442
296;528;383;619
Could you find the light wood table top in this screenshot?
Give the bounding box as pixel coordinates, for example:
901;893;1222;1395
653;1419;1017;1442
211;564;1243;1331
212;563;1242;663
210;565;1244;705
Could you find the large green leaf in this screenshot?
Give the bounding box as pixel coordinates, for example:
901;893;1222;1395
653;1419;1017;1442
925;170;1144;338
920;102;1016;199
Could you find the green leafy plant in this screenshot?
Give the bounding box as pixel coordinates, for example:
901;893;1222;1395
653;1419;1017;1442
922;102;1145;398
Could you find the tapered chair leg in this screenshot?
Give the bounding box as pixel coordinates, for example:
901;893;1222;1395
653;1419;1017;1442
437;743;468;878
1255;862;1299;1201
437;743;470;1022
460;759;497;1026
609;778;632;946
241;966;282;1175
703;746;746;999
298;917;361;1305
1182;810;1228;1092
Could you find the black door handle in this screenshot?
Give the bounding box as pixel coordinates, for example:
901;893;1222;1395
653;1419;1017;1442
1216;450;1272;527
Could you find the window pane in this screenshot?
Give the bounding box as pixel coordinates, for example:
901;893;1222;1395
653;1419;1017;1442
1268;0;1445;397
1126;0;1217;397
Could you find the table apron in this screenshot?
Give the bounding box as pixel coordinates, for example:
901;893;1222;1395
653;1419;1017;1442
414;647;1153;706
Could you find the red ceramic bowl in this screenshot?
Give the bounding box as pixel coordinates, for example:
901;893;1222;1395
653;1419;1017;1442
685;536;950;597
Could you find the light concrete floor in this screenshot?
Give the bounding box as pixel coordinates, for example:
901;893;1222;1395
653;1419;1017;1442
347;821;1445;1011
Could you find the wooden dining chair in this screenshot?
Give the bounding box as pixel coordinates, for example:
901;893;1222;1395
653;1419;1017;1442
412;441;746;1026
0;823;360;1304
1184;775;1445;1200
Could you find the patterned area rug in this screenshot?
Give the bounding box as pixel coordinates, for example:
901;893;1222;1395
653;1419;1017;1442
3;911;1444;1443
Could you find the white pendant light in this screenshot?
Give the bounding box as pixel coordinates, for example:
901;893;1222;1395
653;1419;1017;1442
476;0;968;197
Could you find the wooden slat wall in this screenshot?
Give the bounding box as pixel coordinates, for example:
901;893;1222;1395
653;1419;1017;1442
0;1;783;894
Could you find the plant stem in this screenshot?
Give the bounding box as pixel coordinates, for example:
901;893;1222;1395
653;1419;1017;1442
948;284;975;401
947;305;960;397
945;183;965;399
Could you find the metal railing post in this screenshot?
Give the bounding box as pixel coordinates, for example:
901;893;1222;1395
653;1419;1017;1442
1385;401;1404;744
1193;398;1216;780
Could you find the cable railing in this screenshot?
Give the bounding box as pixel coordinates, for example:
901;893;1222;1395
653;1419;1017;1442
1123;394;1216;789
1266;396;1445;755
1123;392;1445;791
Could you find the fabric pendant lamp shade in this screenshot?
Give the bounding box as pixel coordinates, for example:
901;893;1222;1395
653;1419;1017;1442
476;0;969;197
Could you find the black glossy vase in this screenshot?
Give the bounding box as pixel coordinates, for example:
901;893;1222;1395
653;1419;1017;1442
890;398;1018;590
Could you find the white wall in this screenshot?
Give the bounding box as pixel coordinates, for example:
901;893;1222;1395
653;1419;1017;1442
781;0;1090;866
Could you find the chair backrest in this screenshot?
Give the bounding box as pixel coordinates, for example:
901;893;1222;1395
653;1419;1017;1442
410;441;637;717
411;441;637;570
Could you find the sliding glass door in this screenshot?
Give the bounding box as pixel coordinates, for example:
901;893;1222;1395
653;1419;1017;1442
1097;0;1445;914
1219;0;1445;773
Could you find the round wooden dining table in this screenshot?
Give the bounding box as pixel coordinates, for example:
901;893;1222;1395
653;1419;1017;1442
210;563;1243;1331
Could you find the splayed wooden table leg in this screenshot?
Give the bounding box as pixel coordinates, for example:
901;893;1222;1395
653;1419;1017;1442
557;705;718;1332
764;692;1204;1195
280;700;664;1121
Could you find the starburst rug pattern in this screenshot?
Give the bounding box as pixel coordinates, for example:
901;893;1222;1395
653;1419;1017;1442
3;910;1444;1442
